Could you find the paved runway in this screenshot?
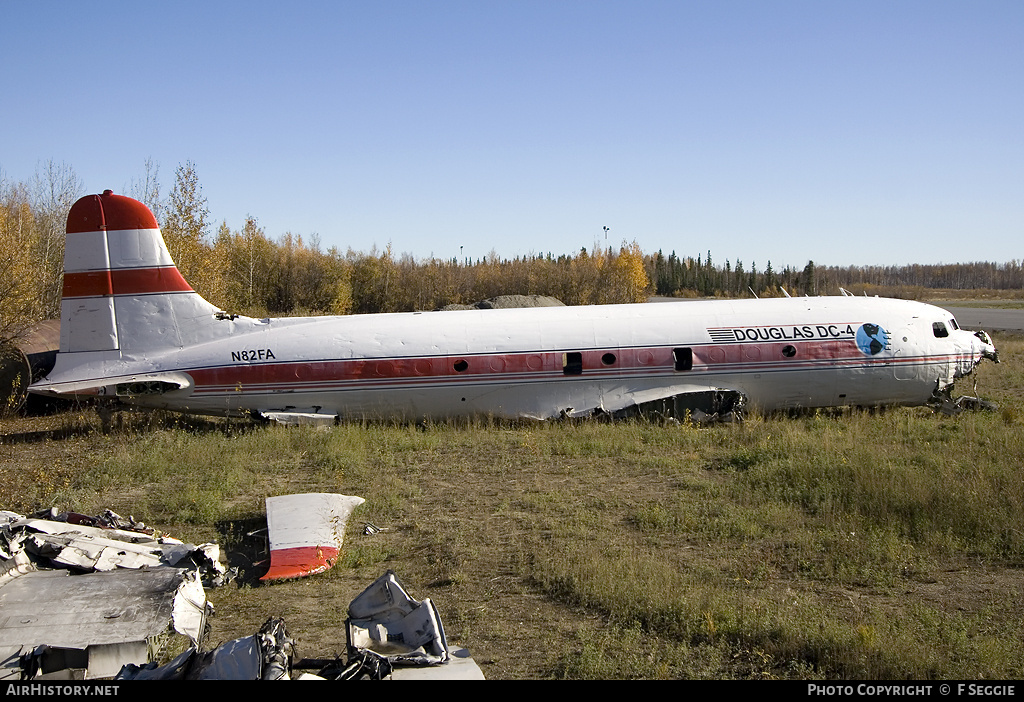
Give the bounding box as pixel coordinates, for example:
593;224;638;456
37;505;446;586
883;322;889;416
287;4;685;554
934;306;1024;334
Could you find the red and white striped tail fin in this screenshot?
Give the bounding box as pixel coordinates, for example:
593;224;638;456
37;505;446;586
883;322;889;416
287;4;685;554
61;190;223;355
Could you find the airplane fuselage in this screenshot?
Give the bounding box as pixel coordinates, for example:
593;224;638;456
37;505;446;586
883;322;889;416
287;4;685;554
43;296;991;421
29;192;997;422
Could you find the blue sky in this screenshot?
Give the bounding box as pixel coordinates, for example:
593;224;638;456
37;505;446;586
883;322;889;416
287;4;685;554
2;1;1021;269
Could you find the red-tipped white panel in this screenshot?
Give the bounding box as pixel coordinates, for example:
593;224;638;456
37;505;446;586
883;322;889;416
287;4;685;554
260;493;365;581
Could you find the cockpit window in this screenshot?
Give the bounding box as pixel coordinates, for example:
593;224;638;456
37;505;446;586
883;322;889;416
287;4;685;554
933;322;949;338
949;318;960;330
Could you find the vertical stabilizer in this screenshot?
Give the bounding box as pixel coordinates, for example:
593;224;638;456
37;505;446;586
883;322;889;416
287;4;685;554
61;191;223;357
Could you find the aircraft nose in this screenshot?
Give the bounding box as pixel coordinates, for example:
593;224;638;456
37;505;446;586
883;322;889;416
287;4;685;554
975;330;999;363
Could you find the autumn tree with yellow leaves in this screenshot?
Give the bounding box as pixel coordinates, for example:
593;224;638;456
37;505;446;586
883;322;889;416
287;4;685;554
0;186;45;343
162;161;219;300
0;163;82;343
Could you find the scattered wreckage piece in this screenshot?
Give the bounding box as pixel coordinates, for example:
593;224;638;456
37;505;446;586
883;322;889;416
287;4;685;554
0;506;229;680
3;499;478;680
113;571;485;681
260;493;365;582
296;646;484;681
116;617;294;681
346;570;450;667
296;571;484;680
297;650;394;680
0;567;209;680
18;520;194;572
28;507;157;535
0;509;230;586
928;385;1000;416
116;572;485;681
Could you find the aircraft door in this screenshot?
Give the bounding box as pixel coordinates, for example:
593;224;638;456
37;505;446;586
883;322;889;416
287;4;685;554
891;325;921;381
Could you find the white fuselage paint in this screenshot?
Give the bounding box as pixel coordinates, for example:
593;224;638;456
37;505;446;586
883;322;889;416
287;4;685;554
30;193;996;422
35;295;993;421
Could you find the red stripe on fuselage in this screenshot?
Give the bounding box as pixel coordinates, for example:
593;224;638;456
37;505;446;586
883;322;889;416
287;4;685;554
63;266;193;298
185;340;881;395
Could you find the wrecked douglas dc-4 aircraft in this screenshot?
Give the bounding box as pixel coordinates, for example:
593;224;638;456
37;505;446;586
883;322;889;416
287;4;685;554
28;191;998;423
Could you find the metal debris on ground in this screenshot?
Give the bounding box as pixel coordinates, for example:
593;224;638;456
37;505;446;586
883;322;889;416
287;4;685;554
116;617;294;681
928;386;1000;415
0;507;225;680
260;493;365;582
0;507;232;586
0;565;209;680
115;571;485;680
346;570;450;666
294;570;484;680
2;501;483;681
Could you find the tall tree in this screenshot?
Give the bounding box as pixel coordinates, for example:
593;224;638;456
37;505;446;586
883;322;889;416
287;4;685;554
128;157;165;224
0;178;45;342
163;161;212;292
30;160;82;317
801;260;816;296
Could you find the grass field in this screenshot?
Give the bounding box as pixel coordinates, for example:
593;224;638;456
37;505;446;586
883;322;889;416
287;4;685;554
1;335;1022;679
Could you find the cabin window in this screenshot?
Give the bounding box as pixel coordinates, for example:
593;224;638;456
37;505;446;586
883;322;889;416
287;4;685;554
563;352;583;375
673;347;693;371
933;322;949;338
601;353;617;365
453;360;469;372
782;345;796;358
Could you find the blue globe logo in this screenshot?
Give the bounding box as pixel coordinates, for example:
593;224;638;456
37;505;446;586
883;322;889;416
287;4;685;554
856;323;888;356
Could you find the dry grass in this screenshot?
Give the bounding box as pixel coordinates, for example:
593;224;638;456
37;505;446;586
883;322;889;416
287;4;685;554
2;336;1023;679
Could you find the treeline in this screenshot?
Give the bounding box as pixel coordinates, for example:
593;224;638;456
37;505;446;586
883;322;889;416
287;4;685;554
648;251;1024;299
128;163;650;316
0;161;649;342
2;160;1021;345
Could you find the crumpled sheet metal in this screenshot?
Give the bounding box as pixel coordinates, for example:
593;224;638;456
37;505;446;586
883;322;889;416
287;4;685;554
347;570;450;667
0;509;230;586
260;493;365;581
0;507;227;680
115;573;484;681
0;567;209;680
116;617;294;681
22;528;193;571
